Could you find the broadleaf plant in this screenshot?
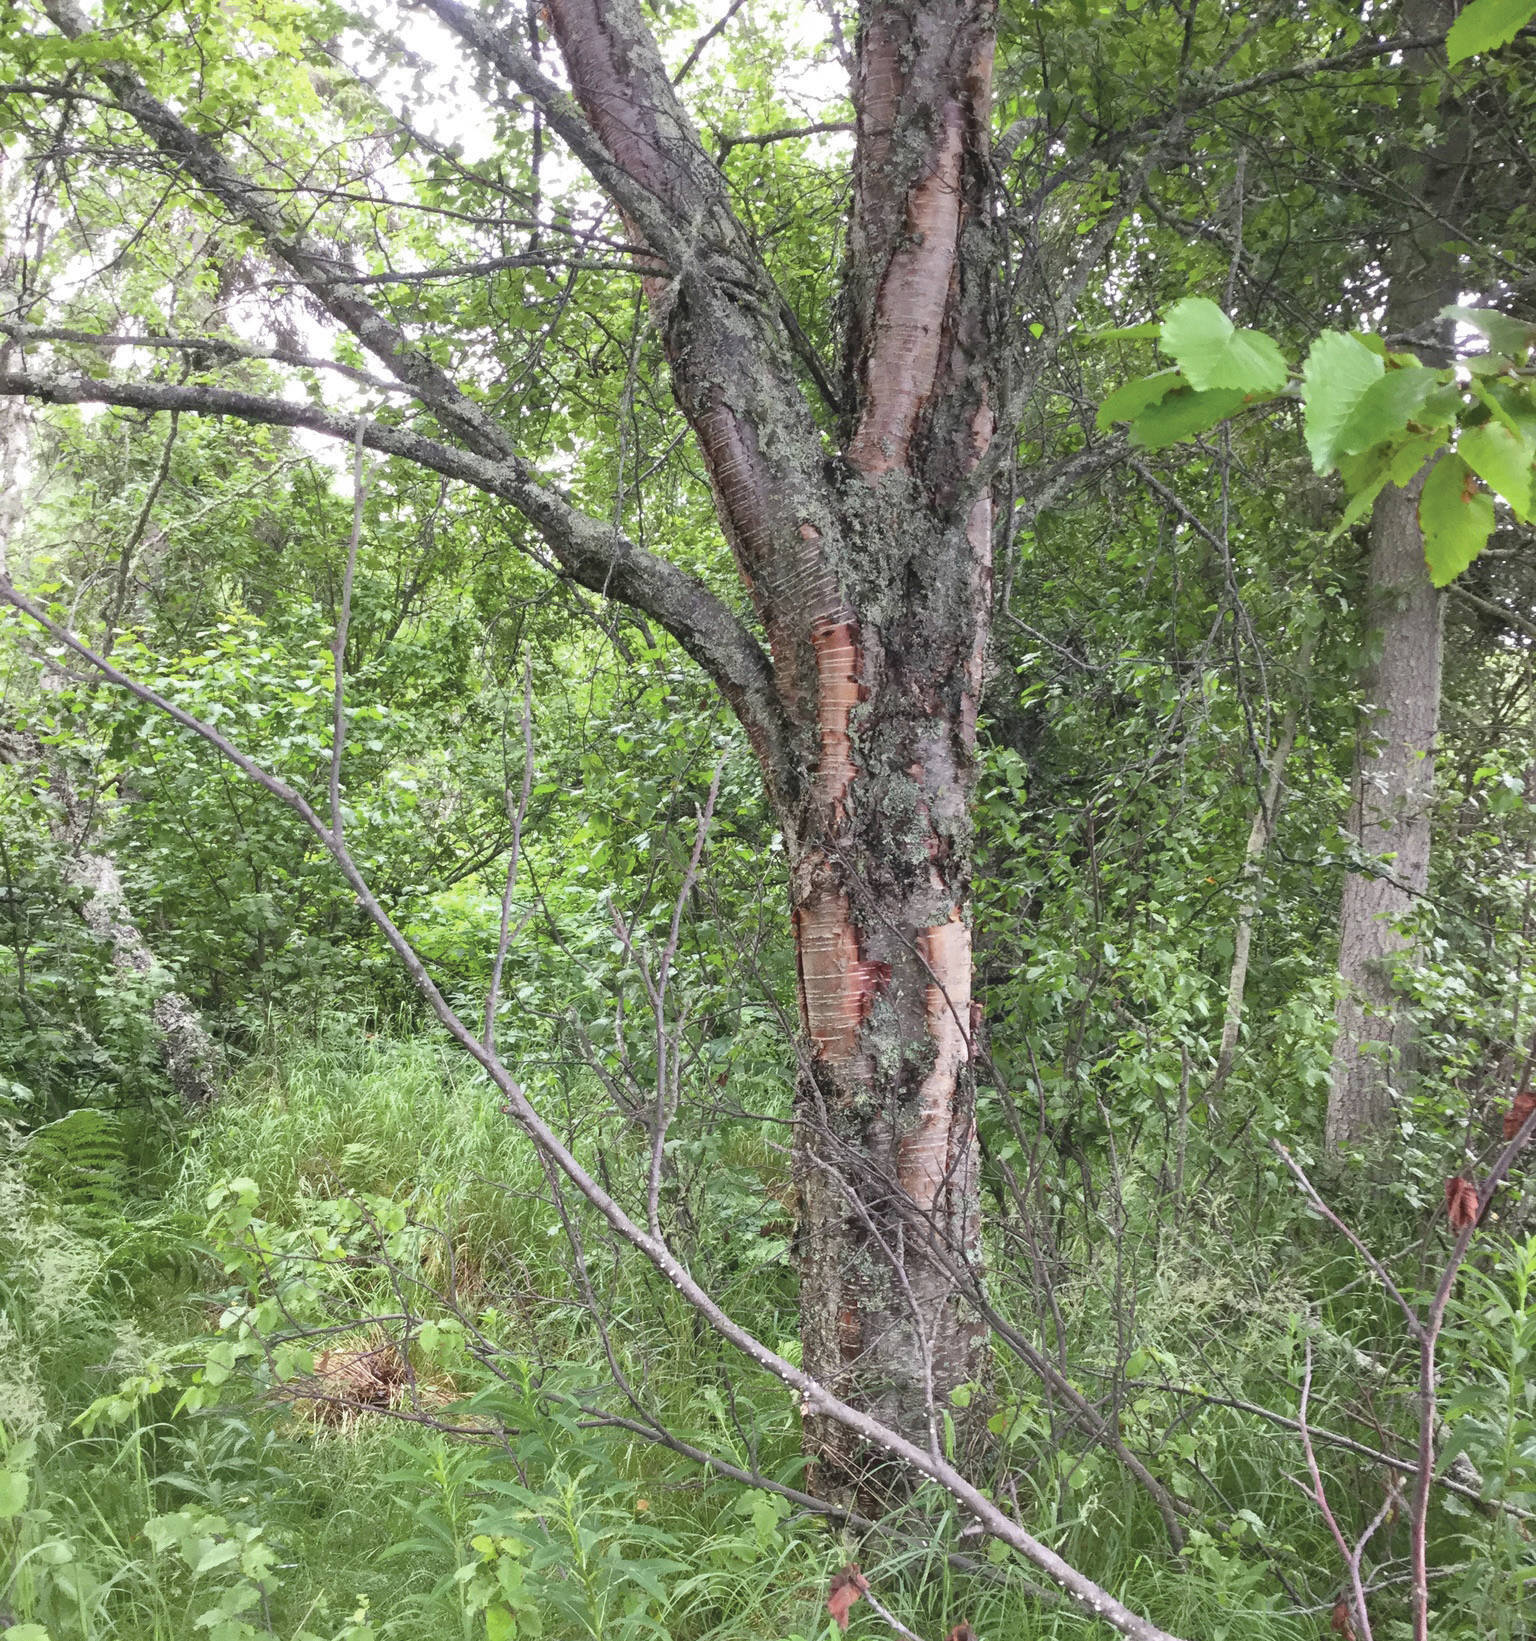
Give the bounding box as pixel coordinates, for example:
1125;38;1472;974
1097;301;1536;586
1445;0;1536;65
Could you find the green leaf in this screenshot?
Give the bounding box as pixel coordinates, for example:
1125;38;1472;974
1129;387;1247;450
1096;369;1183;431
1322;470;1390;547
1160;298;1287;393
1301;332;1383;473
1446;0;1536;63
1443;304;1536;361
0;1469;29;1518
192;1538;242;1575
1389;433;1444;486
1459;421;1534;519
1420;455;1495;586
1485;381;1536;442
1336;366;1445;455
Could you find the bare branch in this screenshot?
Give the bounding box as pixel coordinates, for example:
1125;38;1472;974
715;121;853;154
329;418;369;837
1272;1143;1424;1340
672;0;750;84
1;322;413;397
0;365;794;793
484;666;537;1055
1297;1339;1376;1641
0;579;1192;1641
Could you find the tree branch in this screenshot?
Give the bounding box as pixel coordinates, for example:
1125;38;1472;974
424;0;842;663
0;366;794;793
0;576;1190;1641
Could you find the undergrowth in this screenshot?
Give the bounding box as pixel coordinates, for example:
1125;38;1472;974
4;1025;1534;1641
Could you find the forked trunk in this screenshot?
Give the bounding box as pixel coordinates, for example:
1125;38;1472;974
535;0;998;1482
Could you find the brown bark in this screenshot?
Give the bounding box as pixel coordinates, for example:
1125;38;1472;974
514;0;999;1479
31;0;1003;1486
1327;0;1461;1147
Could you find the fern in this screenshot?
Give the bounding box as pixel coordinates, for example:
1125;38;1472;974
24;1107;128;1225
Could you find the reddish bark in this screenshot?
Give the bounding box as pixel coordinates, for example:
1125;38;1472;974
526;0;1000;1486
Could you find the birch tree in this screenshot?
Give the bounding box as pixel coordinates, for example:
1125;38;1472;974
0;0;1493;1494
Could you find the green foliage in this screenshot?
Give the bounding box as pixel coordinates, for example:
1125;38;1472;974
1420;453;1496;586
1099;300;1536;582
1447;0;1536;64
3;0;1536;1637
1158;298;1288;395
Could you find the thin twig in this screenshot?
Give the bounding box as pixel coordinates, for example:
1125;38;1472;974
1298;1338;1374;1641
1271;1143;1423;1339
484;662;536;1054
329;416;369;838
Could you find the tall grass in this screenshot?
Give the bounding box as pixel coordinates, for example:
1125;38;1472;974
7;1022;1527;1640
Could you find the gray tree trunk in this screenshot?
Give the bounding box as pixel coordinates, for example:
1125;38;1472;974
0;737;223;1111
68;846;222;1107
1328;479;1445;1145
1327;0;1461;1147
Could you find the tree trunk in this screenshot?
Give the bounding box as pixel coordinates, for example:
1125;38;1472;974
0;727;223;1108
1327;0;1462;1147
1328;482;1445;1145
536;0;998;1481
791;514;991;1482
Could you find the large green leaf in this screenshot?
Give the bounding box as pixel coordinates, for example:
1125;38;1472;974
0;1470;28;1518
1096;368;1183;431
1160;297;1287;394
1128;387;1248;450
1336;366;1446;455
1444;304;1536;362
1322;468;1390;547
1420;455;1495;586
1446;0;1536;63
1301;333;1383;473
1459;421;1534;519
1389;433;1445;486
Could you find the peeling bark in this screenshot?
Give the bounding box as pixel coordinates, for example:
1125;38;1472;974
845;105;966;477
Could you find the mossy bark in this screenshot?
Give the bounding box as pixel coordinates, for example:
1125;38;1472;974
545;0;999;1480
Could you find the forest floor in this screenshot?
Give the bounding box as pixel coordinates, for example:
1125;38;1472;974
4;1025;1531;1641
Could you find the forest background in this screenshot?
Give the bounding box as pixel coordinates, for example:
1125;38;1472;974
3;0;1536;1639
